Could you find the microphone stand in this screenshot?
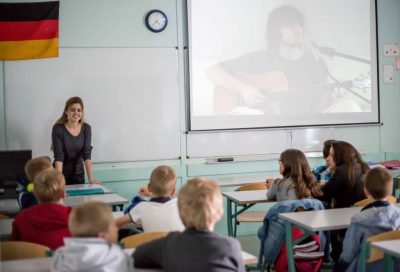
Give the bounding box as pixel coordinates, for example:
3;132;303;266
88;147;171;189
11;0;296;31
311;42;372;104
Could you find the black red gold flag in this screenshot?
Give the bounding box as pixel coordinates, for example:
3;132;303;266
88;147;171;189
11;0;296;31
0;1;59;60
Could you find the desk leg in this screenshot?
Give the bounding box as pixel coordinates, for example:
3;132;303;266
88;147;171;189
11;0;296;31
285;220;295;272
383;253;394;272
227;198;233;237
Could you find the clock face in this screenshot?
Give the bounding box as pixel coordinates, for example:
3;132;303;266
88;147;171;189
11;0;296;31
145;10;168;33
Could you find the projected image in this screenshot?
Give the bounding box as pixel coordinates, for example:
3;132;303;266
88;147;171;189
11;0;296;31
188;0;377;130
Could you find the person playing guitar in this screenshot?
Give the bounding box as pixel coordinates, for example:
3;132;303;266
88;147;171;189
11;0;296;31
207;5;334;115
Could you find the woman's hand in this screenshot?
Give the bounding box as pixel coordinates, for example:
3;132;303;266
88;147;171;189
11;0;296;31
89;178;101;184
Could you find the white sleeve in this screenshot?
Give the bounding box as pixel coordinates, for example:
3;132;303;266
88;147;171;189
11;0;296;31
128;204;143;225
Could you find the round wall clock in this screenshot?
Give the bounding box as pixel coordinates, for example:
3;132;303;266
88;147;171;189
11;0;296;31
145;10;168;33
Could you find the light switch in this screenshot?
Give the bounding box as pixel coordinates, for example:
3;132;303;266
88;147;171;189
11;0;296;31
384;65;394;83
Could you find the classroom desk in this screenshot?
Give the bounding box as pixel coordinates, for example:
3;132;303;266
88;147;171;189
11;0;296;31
215;173;280;187
279;206;363;272
0;199;20;214
65;184;113;194
371;239;400;272
222;190;270;236
0;249;257;272
64;193;128;211
0;218;13;240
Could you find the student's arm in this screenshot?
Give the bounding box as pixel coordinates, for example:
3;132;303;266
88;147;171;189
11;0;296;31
317;170;342;202
133;238;164;269
266;180;278;201
116;214;133;228
9;219;21;241
341;222;362;264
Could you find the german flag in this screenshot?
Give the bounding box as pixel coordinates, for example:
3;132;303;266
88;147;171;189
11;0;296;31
0;1;59;60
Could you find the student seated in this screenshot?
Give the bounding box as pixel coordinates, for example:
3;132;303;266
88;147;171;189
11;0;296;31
116;165;184;232
10;168;72;249
312;139;335;183
316;141;369;261
52;201;134;272
133;178;245;272
335;167;400;272
266;149;321;201
19;156;52;209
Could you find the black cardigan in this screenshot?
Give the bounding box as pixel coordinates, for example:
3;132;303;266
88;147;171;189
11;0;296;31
317;164;366;208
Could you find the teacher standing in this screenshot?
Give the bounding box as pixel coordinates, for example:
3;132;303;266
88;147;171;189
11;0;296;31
52;96;99;185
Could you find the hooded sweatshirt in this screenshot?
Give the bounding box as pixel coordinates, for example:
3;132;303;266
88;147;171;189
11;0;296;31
9;203;72;249
52;238;134;272
341;202;400;272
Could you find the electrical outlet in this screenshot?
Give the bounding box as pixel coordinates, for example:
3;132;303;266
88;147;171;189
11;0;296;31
384;44;400;56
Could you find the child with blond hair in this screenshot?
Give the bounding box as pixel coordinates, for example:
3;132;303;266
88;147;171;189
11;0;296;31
10;168;71;249
116;165;184;232
133;178;245;272
19;156;52;209
52;201;134;272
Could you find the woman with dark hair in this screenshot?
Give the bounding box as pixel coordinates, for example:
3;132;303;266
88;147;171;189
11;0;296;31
317;140;369;261
52;97;99;185
318;140;368;208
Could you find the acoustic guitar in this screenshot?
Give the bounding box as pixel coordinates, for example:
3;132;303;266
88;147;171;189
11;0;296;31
213;71;355;115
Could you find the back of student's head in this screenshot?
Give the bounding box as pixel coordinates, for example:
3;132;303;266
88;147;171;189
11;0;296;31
178;178;223;230
24;156;52;182
280;149;321;199
149;165;176;196
69;201;113;237
363;168;393;200
322;139;335;159
33;168;65;203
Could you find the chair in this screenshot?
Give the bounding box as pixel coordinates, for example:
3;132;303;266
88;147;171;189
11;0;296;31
0;241;50;261
234;182;267;237
354;195;397;207
359;230;400;272
121;231;168;248
0;213;9;220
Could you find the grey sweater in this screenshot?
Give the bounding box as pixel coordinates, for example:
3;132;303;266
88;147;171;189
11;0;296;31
133;228;245;272
267;177;297;201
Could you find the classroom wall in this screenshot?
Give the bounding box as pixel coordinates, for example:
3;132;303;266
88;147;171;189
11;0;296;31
0;0;399;235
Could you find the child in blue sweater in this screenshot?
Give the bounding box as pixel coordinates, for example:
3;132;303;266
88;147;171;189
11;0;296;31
335;167;400;272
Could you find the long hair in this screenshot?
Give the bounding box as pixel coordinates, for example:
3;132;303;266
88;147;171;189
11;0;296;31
55;96;84;125
266;6;305;52
322;139;335;159
280;149;321;199
331;141;369;189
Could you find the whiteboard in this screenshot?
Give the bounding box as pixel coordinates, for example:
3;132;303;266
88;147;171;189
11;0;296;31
5;48;180;162
187;130;290;158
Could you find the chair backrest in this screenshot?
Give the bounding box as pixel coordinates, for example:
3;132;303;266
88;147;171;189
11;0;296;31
236;182;267;191
0;241;50;261
121;231;168;248
366;230;400;263
354;196;397;207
